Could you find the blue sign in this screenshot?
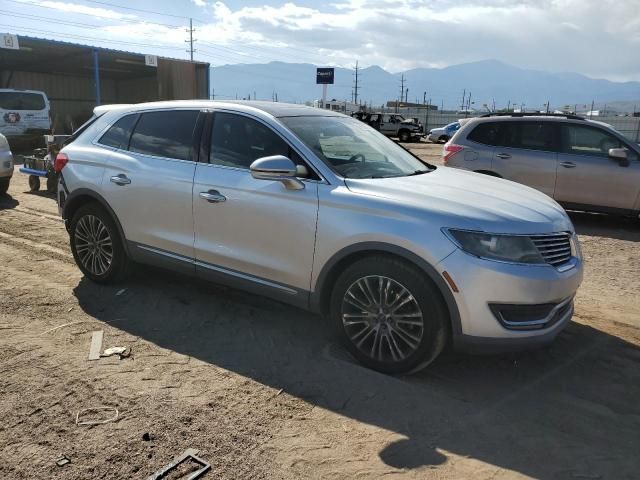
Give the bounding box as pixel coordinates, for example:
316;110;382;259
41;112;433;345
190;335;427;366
316;68;334;85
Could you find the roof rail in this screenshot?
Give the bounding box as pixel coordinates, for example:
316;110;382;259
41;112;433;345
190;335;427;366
478;112;586;120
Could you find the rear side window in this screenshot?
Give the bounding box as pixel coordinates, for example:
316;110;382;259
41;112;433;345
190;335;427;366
98;114;138;150
0;92;46;110
518;122;557;151
129;110;199;160
467;122;501;146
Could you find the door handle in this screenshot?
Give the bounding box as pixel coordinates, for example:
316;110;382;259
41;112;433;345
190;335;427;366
110;174;131;185
199;190;226;203
560;161;576;168
496;153;511;159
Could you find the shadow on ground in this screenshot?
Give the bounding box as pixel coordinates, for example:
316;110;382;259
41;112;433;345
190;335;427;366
73;266;640;479
0;193;19;210
570;211;640;241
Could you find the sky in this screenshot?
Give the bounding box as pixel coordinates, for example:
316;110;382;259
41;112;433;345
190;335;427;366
2;0;640;82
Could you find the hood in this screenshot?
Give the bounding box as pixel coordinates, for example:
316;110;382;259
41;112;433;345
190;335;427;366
429;127;446;134
344;167;573;234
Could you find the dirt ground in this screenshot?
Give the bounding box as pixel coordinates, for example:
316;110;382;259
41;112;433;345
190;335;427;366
1;142;639;479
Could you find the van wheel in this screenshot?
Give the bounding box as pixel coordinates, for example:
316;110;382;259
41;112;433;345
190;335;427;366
330;255;447;374
0;178;9;195
69;203;130;283
28;175;40;192
398;130;410;142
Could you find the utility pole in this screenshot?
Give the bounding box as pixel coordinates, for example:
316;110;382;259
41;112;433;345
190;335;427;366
399;74;405;109
353;60;360;105
405;88;409;105
590;99;594;118
460;89;466;111
185;18;196;62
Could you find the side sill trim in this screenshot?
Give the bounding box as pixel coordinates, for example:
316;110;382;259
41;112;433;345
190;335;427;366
135;243;298;296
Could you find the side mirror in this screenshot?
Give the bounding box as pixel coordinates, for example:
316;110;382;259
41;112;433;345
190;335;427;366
609;148;629;167
250;155;305;190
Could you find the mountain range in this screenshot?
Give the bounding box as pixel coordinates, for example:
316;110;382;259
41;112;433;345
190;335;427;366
210;59;640;112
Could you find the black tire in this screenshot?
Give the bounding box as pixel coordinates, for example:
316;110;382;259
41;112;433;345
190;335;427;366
0;177;9;195
46;173;58;194
28;175;40;192
439;135;449;143
330;255;448;374
398;130;410;142
69;202;130;283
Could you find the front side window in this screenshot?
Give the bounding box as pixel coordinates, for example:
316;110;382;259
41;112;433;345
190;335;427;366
98;114;138;150
210;113;302;171
280;116;430;179
129;110;198;160
563;124;625;157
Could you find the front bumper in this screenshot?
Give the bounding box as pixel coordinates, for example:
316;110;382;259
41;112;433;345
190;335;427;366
0;158;14;178
436;248;583;353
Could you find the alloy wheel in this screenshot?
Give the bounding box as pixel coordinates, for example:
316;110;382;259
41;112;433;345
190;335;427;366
341;275;424;363
74;214;113;276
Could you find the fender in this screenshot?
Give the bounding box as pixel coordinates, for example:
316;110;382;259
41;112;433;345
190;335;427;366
310;241;462;335
62;188;131;256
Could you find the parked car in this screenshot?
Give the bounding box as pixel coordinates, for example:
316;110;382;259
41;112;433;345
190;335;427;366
56;101;583;374
444;113;640;217
0;89;51;138
0;133;14;195
353;112;424;142
427;122;460;143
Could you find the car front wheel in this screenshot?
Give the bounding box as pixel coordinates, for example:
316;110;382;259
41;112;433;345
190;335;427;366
330;256;448;374
69;203;129;283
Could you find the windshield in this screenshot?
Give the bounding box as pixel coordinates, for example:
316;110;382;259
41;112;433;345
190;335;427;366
280;116;431;179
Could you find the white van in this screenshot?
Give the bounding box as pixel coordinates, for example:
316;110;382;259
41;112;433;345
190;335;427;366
0;89;51;137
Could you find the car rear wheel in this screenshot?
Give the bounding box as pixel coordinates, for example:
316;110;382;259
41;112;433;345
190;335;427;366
398;130;410;142
69;203;130;283
0;177;9;195
330;255;448;374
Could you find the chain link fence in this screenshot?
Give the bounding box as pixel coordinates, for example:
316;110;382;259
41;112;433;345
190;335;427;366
384;108;640;143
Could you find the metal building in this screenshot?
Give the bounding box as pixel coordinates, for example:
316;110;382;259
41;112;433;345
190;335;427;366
0;35;210;133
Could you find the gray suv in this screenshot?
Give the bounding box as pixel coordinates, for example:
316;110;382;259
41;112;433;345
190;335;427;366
444;113;640;217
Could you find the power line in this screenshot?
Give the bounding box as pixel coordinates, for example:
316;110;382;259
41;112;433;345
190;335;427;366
81;0;190;20
0;23;184;51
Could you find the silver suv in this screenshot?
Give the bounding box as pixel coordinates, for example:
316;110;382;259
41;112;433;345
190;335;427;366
56;101;583;374
444;113;640;217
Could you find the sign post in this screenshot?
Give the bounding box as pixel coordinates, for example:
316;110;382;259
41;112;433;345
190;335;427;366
316;67;334;109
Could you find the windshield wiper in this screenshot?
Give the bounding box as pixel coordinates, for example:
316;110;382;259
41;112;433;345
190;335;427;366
407;169;430;176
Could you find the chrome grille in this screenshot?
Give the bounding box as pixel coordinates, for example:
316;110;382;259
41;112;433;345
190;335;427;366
530;233;572;267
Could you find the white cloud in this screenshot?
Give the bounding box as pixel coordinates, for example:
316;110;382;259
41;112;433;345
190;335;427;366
37;0;137;20
192;0;206;6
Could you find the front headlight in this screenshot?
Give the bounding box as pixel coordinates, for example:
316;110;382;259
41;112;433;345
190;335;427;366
444;229;545;264
569;233;582;260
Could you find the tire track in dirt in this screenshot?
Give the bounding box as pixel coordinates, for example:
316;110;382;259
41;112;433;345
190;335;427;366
0;230;73;262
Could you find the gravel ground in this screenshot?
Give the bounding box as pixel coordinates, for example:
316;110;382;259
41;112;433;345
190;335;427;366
0;142;639;479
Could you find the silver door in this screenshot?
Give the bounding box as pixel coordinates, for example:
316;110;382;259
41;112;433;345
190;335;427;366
555;123;640;211
193;112;319;295
492;121;559;197
100;110;200;258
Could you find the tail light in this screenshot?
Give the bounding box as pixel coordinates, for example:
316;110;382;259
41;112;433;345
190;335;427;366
54;152;68;172
443;144;463;163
